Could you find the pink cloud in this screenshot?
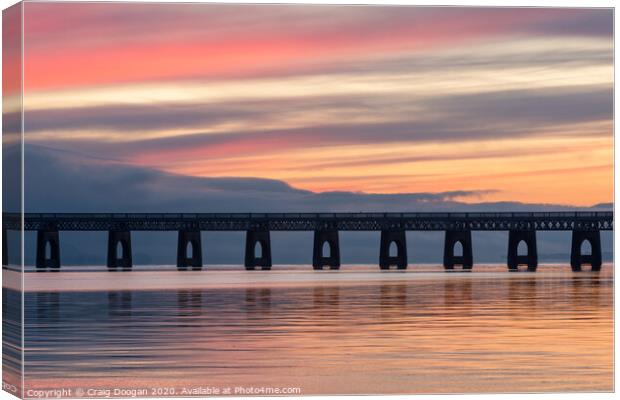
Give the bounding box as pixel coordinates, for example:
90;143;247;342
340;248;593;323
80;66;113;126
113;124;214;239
22;3;597;91
3;3;22;95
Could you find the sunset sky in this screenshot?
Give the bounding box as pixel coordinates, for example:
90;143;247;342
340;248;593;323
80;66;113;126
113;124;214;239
18;4;613;206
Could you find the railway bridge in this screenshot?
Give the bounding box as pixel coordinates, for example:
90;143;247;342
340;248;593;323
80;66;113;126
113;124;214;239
2;211;613;272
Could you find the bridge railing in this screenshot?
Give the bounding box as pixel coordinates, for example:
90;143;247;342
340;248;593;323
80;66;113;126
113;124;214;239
3;211;614;220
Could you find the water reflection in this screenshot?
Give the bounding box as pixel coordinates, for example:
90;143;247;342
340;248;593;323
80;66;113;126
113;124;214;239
313;286;340;309
443;279;472;306
37;292;60;321
570;274;604;308
16;269;614;394
2;287;22;395
177;290;202;318
108;291;132;317
507;278;538;310
245;288;271;315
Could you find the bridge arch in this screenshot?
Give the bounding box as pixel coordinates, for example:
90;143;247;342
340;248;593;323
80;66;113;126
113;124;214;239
580;239;592;255
322;240;334;258
115;241;123;259
453;241;464;257
186;240;194;259
254;241;264;259
46;241;53;260
388;241;399;257
517;240;528;256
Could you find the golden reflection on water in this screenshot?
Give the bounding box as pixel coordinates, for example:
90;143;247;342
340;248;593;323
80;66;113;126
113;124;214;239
13;270;614;395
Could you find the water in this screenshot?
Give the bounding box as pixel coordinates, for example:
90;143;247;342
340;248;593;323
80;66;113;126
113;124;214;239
3;265;614;396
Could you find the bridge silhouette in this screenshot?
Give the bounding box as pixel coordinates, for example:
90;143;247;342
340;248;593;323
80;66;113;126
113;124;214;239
3;211;613;272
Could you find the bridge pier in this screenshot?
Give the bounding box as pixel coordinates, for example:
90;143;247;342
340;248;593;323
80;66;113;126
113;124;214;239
36;230;61;271
571;230;602;272
443;230;473;270
177;230;203;270
245;230;272;270
313;230;340;270
507;230;537;271
380;230;407;270
107;230;132;271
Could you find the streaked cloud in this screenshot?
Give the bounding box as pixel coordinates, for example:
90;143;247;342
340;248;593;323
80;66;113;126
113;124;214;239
24;36;612;112
23;5;610;90
23;85;612;140
18;146;612;265
20;4;613;207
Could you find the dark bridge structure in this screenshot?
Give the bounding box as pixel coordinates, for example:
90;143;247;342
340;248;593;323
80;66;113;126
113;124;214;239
2;211;613;272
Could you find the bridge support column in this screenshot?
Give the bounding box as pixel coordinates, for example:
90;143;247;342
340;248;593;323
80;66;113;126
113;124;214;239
177;230;203;271
380;230;407;270
571;230;602;272
443;230;473;270
313;230;340;270
36;230;60;271
507;230;537;272
3;227;7;267
107;230;132;271
245;230;272;270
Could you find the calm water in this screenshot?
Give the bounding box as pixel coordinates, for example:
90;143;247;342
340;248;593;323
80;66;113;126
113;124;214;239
3;265;614;396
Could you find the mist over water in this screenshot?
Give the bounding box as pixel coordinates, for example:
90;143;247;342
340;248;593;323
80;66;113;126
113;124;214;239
4;265;613;395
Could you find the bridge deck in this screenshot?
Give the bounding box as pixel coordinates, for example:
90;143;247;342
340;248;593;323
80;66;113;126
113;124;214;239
3;212;613;231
